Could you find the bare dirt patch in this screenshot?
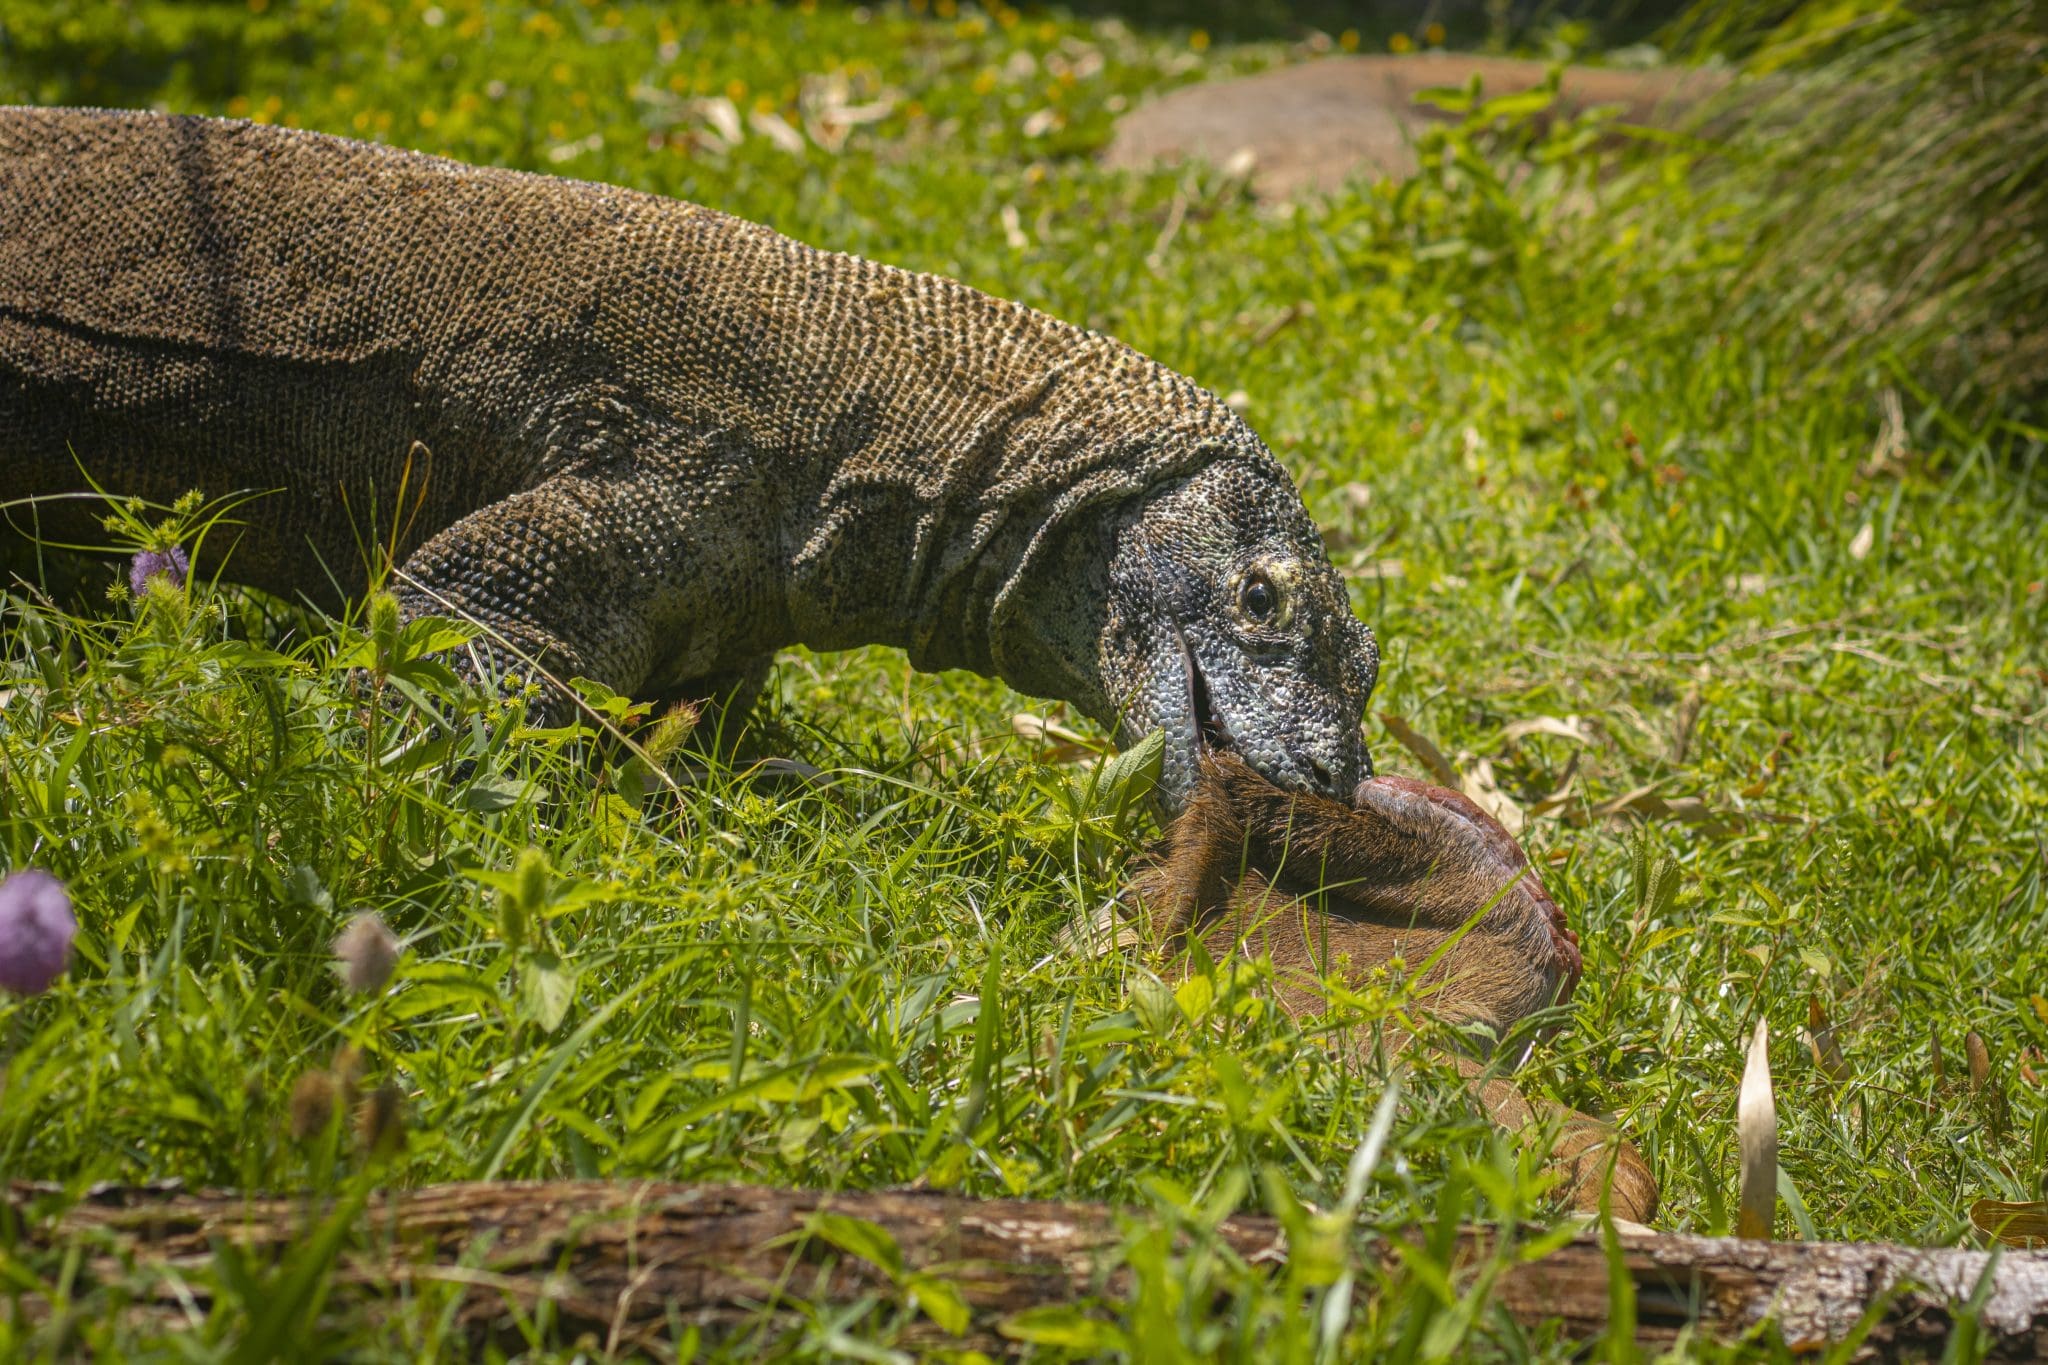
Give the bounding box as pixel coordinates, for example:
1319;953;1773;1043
1104;53;1727;197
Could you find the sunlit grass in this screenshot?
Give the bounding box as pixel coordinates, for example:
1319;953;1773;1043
3;0;2046;1357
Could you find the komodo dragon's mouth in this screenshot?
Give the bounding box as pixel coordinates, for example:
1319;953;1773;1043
1171;621;1233;756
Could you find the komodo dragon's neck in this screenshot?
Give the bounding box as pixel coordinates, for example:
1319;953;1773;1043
1;107;1283;714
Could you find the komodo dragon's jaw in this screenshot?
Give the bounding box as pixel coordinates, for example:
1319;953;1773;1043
1101;460;1379;812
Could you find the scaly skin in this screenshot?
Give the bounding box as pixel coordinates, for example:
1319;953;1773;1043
0;106;1378;807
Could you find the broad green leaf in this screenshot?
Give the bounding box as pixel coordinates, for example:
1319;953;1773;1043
999;1304;1127;1352
455;775;526;813
907;1274;972;1336
520;951;577;1032
809;1211;905;1281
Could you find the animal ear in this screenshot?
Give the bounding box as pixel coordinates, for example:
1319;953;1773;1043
1353;776;1530;875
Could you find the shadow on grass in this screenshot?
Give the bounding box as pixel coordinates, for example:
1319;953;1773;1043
0;0;330;108
1055;0;1692;45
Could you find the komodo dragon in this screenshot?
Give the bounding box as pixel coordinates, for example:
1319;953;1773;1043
0;106;1377;808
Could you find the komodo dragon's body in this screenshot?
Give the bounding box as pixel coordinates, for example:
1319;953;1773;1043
1;106;1378;806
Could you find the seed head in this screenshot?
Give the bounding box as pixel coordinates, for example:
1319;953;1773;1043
332;912;400;994
128;545;189;599
332;1044;368;1104
356;1081;408;1159
642;701;701;764
0;869;77;996
367;591;402;679
289;1070;339;1141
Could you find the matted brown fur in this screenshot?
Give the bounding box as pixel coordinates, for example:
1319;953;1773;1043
1126;751;1657;1222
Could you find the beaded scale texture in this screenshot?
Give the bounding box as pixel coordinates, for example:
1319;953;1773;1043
2;106;1378;806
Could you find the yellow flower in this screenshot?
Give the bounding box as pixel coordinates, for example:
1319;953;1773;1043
1389;32;1413;53
1339;28;1359;52
1189;28;1210;52
1425;22;1446;45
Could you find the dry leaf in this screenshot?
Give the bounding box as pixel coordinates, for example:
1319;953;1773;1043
1662;795;1712;821
1000;204;1029;250
1590;784;1723;832
799;73;897;152
1967;1030;2011;1137
1671;686;1704;765
1807;997;1851;1084
1737;1018;1777;1241
695;96;743;147
1967;1031;1992;1090
1458;754;1525;837
1377;713;1457;787
1501;714;1596;745
1593;783;1667;820
1526;752;1580;818
1848;521;1876;560
747;109;806;154
1011;713;1095;764
1343;557;1406;580
1970;1199;2048;1247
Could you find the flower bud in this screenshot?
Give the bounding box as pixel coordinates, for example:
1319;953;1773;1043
128;545;189;599
0;869;76;996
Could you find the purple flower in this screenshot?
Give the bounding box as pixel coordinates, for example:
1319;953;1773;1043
129;545;190;598
0;869;76;996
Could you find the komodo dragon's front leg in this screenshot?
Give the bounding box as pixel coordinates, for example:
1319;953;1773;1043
386;460;780;723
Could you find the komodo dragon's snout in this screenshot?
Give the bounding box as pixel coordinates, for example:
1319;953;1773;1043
1098;460;1378;810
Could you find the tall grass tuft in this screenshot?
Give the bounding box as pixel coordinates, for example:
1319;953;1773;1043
1669;0;2048;421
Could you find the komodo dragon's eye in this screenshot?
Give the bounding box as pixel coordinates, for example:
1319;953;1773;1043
1235;569;1286;628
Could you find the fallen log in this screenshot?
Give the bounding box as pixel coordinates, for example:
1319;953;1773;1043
7;1179;2048;1356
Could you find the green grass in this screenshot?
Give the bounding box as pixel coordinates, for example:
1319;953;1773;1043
3;0;2046;1358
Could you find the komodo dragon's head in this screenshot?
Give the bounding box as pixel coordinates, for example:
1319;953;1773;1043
1099;459;1379;811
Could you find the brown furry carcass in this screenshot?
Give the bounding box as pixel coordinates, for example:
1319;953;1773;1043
1124;750;1658;1224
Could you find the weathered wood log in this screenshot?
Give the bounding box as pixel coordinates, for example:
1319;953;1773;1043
7;1180;2048;1356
